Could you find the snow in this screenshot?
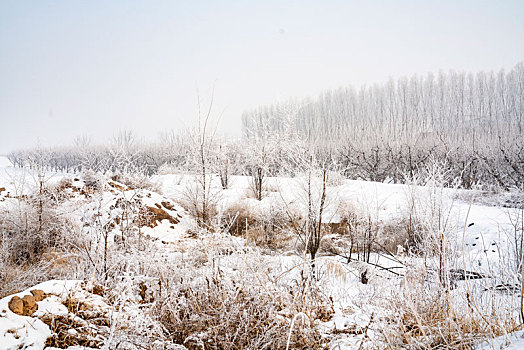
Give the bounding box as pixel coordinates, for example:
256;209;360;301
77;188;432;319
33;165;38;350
0;156;12;168
152;173;524;348
34;296;69;317
1;160;523;348
480;331;524;349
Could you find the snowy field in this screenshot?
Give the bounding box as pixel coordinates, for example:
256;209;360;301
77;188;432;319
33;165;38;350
1;156;524;349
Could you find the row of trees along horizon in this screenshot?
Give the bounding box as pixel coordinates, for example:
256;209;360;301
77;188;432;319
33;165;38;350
6;62;524;191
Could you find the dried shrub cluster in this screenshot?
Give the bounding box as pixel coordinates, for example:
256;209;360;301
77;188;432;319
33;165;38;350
384;289;520;349
222;203;292;250
326;213;408;261
42;314;105;349
156;273;324;349
0;189;81;297
42;293;111;349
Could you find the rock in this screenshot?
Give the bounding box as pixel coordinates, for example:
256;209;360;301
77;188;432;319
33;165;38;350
22;295;37;315
8;296;24;315
30;289;46;302
0;187;5;193
7;294;39;316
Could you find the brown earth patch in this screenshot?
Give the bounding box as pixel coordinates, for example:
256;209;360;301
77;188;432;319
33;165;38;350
108;181;128;192
140;205;180;228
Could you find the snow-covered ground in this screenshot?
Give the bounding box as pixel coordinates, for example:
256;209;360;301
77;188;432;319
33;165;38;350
1;157;523;349
154;172;521;273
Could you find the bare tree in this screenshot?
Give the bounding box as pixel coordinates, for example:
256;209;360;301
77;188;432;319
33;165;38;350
183;85;222;228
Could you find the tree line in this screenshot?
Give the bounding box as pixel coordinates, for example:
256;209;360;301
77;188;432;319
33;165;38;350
241;63;524;190
6;63;524;191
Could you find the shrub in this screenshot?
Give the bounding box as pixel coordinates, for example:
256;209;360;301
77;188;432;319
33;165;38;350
222;203;291;250
156;268;323;349
0;198;81;297
383;286;519;349
180;175;219;229
83;170;104;191
222;204;258;237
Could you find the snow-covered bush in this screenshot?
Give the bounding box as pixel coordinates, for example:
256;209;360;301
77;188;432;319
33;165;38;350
222;202;291;250
154;246;325;349
382;272;519;349
0;191;82;297
83;169;104;191
180;175;219;229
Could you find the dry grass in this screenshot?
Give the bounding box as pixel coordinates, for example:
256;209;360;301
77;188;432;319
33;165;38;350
41;294;111;349
222;205;258;236
383;288;521;349
331;201;430;258
42;313;106;349
245;226;295;251
222;204;293;250
157;274;324;350
379;218;414;255
0;250;80;298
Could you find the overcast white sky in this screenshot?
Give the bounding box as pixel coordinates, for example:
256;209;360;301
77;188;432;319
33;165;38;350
1;0;523;153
